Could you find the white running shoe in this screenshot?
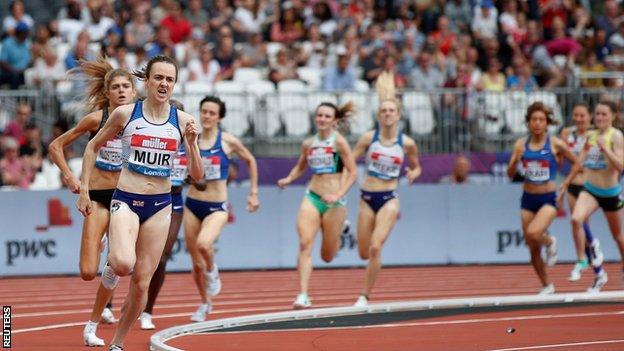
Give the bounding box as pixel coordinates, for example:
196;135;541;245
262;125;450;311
342;219;351;234
100;307;116;324
538;283;555;295
190;303;212;322
589;239;604;267
108;345;123;351
354;295;368;307
587;272;608;293
568;261;588;281
83;321;105;347
545;236;557;266
139;312;155;330
293;293;312;310
204;264;222;297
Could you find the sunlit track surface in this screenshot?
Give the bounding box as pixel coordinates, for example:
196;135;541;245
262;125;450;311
3;264;623;351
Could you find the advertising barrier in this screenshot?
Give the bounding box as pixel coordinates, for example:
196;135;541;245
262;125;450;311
0;184;620;276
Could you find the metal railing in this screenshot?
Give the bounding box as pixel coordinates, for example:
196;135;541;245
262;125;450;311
4;87;623;156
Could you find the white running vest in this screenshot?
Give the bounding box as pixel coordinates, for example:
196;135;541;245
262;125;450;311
366;129;404;180
121;101;182;178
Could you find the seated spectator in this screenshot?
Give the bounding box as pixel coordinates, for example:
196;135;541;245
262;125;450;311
410;51;444;90
268;48;298;85
322;47;355;91
438;154;475;184
444;0;472;34
0;137;33;189
19;121;46;172
160;0;192;44
430;16;456;56
188;45;221;88
580;51;606;88
85;1;114;42
208;0;234;35
233;0;266;38
239;32;268;68
362;47;386;85
124;9;154;51
506;57;538;92
545;17;582;68
471;0;498;42
30;45;65;90
150;0;171;27
214;35;241;81
2;0;34;36
4;102;31;145
185;0;209;31
270;2;305;44
145;26;174;58
478;57;506;92
57;0;87;45
0;22;31;89
64;31;94;70
308;1;337;39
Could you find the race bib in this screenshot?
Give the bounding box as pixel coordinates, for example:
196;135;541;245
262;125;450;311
308;147;334;173
95;139;123;171
368;152;401;178
523;160;550;182
203;156;221;180
171;156;188;183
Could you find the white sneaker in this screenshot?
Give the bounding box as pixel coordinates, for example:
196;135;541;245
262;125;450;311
108;345;123;351
587;272;608;293
139;312;155;330
589;239;604;267
100;307;116;324
204;264;222;297
538;283;555;295
342;219;351;234
354;295;368;307
293;293;312;309
545;236;557;266
83;321;105;347
568;261;588;281
190;303;212;322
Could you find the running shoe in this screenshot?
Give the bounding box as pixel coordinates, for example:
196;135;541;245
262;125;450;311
83;321;105;347
588;239;604;267
100;307;116;324
108;345;123;351
342;219;351;234
190;303;212;322
354;295;368;307
204;264;222;297
568;260;588;281
139;312;155;330
545;236;557;266
293;293;312;309
538;283;555;295
587;271;608;293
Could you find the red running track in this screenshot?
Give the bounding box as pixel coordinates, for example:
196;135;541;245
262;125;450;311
4;264;623;351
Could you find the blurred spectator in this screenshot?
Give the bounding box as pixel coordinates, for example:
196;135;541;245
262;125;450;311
580;51;606;88
2;0;34;36
240;32;268;68
30;23;55;62
568;2;591;40
608;21;624;54
270;2;305;44
109;44;136;72
593;28;612;62
29;45;65;90
298;23;326;69
124;8;154;51
64;31;94;70
151;0;172;27
539;0;569;40
185;0;209;31
362;47;386;85
4;102;31;144
208;0;235;34
145;26;174;58
214;35;241;81
438;154;474;184
307;1;337;39
478;57;506;92
431;16;456;56
0;22;31;89
410;51;444;90
381;55;407;89
188;45;221;88
57;0;88;44
545;16;582;68
268;48;298;85
175;27;206;65
506;57;538;92
521;20;564;87
471;0;498;41
444;0;472;34
160;1;191;44
594;0;620;39
19;121;46;172
85;0;115;42
499;0;520;38
322;48;355;91
233;0;267;37
0;136;33;188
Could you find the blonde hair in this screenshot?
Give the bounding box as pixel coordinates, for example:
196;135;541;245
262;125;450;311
74;56;134;111
375;71;402;112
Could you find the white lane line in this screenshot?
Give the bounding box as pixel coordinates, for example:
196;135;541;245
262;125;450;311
485;339;624;350
202;310;624;335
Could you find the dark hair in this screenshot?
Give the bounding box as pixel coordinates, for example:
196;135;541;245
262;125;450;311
200;95;227;119
316;101;356;128
75;56;135;111
169;98;185;111
572;102;591;113
525;101;557;125
596;99;618;115
133;55;179;82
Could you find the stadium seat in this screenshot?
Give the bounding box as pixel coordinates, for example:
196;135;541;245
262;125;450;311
307;92;338;113
297;67;322;90
215;81;249;137
503;91;530;134
245;80;280;137
234;67;264;83
278;80;310;136
341;92;374;135
354;79;370;92
480;92;507;135
182;81;213;117
403;91;435;135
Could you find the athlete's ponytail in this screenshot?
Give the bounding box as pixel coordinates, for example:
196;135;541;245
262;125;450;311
375;70;402;113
